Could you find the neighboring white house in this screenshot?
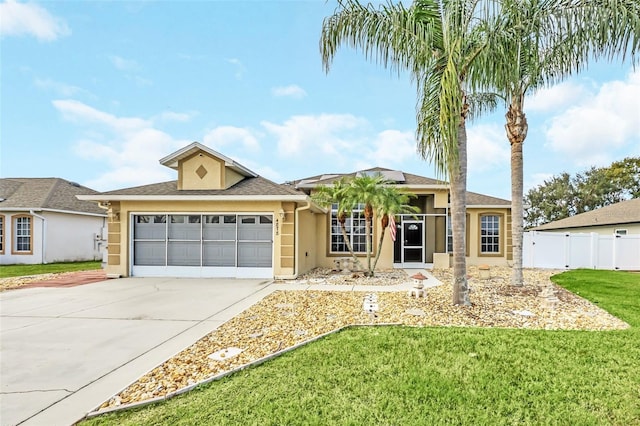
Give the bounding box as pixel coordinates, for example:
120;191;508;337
531;198;640;235
524;198;640;271
0;178;108;265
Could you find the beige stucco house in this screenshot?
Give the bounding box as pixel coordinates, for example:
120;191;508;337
79;142;513;279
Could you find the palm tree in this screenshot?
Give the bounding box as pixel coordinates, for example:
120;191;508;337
479;0;640;286
371;185;420;272
347;174;388;274
312;178;364;271
321;0;496;305
313;174;419;277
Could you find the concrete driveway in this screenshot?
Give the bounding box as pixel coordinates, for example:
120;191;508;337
0;277;274;426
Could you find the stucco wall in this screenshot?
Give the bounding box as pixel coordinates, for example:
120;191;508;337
295;208;318;276
1;211;105;265
44;211;106;263
178;153;224;190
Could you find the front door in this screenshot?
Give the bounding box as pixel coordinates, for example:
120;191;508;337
402;221;423;264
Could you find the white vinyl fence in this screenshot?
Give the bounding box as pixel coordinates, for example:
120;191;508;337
523;231;640;271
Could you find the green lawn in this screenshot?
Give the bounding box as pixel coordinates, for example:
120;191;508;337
0;261;101;278
83;270;640;426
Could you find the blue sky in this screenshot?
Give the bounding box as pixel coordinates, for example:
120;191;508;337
1;0;639;199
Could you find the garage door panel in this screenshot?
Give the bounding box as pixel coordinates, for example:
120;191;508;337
203;224;236;241
238;242;272;267
134;242;166;266
168;241;200;266
203;242;235;267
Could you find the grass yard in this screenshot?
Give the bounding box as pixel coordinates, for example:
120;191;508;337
0;261;101;278
83;270;640;426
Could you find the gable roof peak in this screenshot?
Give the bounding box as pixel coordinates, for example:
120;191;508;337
159;141;257;177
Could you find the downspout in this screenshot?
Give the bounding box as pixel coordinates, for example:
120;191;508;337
294;200;313;279
30;210;46;264
97;202;111;270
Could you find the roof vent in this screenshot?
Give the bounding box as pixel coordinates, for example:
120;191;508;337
70;181;81;187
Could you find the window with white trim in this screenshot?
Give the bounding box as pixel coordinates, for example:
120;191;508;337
330;203;370;253
480;214;500;254
13;215;32;253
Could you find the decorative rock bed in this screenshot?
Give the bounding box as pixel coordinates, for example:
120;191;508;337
93;266;628;413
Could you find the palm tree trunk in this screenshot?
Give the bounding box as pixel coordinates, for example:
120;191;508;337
452;121;471;306
505;98;528;286
365;207;373;276
372;221;387;272
340;222;364;271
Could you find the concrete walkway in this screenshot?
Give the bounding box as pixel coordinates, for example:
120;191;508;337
275;269;442;292
0;277;274;426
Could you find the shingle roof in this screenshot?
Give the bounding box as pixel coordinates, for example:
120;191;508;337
291;167;510;206
467;191;511;206
293;167;446;187
533;198;640;231
99;176;305;197
0;178;106;215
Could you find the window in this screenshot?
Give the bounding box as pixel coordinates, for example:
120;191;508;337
13;215;33;254
0;215;4;254
480;214;500;254
615;229;627;236
330;203;370;253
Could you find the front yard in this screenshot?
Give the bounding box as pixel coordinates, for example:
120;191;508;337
82;269;640;425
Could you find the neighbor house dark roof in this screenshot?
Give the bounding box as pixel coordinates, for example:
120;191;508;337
97;176;306;197
0;178;106;215
533;198;640;231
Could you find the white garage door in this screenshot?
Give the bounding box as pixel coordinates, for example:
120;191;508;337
131;214;273;278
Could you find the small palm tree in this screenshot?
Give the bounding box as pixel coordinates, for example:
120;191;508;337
313;174;419;277
312;178;364;271
371;185;420;272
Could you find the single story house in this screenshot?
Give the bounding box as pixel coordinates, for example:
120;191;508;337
531;198;640;235
0;178;107;264
78;142;513;279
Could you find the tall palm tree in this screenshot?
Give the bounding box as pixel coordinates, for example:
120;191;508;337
478;0;640;286
321;0;496;305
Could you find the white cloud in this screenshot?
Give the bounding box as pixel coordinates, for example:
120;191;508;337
467;124;510;173
271;84;307;99
227;58;245;80
261;113;367;159
366;129;416;166
0;0;70;41
34;78;85;97
109;55;140;71
53;99;150;131
156;111;194;122
544;69;640;167
52;100;188;191
525;80;589;113
203;126;260;151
